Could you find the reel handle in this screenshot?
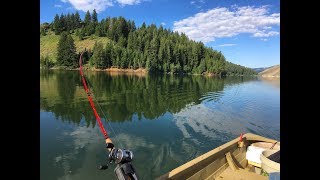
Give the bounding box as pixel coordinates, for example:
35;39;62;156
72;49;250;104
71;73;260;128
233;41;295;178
98;164;109;170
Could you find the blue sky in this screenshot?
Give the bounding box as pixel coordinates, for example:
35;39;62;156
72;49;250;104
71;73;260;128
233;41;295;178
40;0;280;68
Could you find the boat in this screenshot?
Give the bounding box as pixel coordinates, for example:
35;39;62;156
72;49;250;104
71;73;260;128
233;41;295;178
156;133;280;180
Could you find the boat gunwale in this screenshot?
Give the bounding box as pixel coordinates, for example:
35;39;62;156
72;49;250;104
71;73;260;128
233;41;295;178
156;133;279;179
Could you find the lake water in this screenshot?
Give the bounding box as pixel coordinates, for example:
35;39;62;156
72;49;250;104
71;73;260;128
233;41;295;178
40;70;280;180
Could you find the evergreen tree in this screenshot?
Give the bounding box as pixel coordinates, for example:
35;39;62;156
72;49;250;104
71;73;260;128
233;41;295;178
115;16;128;40
65;13;72;31
133;51;139;69
92;9;98;24
148;37;159;71
117;36;126;47
126;32;134;49
84;10;91;26
170;63;176;73
146;57;151;70
105;43;113;68
75;28;79;36
56;32;77;68
141;22;146;29
129;20;136;32
120;49;128;68
70;13;76;30
109;17;117;40
100;19;106;36
53;14;61;34
158;39;166;63
197;59;206;74
85;22;95;36
91;42;106;69
95;24;103;36
105;17;111;36
59;14;66;32
74;11;81;28
66;34;78;67
79;29;85;40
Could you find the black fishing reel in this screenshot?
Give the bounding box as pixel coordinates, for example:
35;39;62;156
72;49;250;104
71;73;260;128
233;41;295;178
109;148;134;164
99;145;138;180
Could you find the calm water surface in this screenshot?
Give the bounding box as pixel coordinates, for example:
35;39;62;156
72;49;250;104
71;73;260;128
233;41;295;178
40;70;279;180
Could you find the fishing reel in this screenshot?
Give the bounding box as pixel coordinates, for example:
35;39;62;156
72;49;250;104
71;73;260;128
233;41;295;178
109;148;134;164
99;144;138;180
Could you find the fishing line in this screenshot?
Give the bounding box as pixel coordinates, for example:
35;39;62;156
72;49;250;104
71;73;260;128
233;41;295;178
90;85;124;149
79;52;110;140
79;54;139;179
80;63;124;148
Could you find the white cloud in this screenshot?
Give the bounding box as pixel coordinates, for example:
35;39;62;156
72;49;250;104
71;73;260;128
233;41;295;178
217;44;237;47
116;0;142;6
62;0;114;12
174;103;243;140
253;31;279;37
190;0;205;8
62;0;147;12
161;22;166;26
173;6;280;43
54;4;62;8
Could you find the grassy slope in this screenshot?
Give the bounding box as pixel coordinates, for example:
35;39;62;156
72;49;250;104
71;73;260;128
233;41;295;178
40;31;111;62
258;65;280;77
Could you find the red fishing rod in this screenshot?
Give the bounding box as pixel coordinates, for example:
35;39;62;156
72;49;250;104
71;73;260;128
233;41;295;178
79;51;138;180
79;52;109;139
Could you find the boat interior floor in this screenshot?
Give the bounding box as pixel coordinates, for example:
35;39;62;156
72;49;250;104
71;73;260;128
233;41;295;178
214;166;267;180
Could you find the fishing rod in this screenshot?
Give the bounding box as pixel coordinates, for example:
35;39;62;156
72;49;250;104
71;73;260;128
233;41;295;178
79;51;139;180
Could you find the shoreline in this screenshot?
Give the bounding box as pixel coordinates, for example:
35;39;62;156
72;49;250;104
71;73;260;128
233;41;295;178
106;67;148;74
42;66;257;77
258;75;280;79
47;67;148;74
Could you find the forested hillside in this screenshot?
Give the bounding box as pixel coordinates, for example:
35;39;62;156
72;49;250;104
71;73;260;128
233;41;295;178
40;10;256;76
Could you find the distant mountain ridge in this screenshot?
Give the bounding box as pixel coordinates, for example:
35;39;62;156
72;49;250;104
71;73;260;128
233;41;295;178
258;65;280;77
252;67;268;73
